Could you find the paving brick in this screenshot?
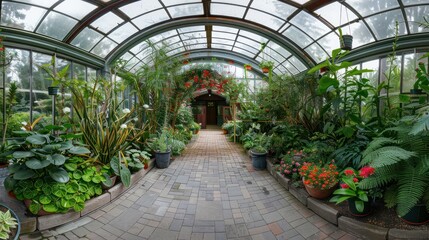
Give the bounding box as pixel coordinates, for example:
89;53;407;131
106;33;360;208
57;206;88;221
81;193;111;216
37;211;81;231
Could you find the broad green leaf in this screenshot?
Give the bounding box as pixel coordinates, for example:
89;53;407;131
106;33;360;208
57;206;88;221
102;173;113;187
317;76;339;94
43;144;61;152
26;135;47;145
64;163;77;171
354;200;364;213
73;202;85;212
82;175;92;182
68;146;91;155
29;201;41;214
50;154;66;165
332;188;357;196
399;94;410;103
341;126;355;138
73;170;83;179
120;165;131;188
95;187;102;195
48;167;70;183
39;195;52;205
25;158;51;169
13;151;35;159
4;176;16;191
13;168;36;180
43;204;58;213
59;140;73;151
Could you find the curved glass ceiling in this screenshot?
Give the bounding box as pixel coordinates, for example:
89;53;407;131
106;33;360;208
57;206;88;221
1;0;429;73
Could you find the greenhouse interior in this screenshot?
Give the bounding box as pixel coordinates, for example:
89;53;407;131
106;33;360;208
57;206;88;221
1;0;429;239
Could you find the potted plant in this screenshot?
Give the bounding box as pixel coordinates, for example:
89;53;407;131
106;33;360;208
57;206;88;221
259;60;274;73
40;56;70;96
360;112;429;224
0;203;20;240
244;64;252;71
330;166;376;216
299;162;339;199
410;61;429;94
249;133;270;170
339;28;353;51
151;130;171;169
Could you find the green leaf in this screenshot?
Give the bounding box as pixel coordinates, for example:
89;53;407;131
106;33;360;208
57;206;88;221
4;175;16;191
39;195;52;205
58;140;73;151
354;200;364;213
343;178;357;191
92;175;102;184
102;173;113;188
82;175;92;182
48;167;70;183
73;170;83;179
42;144;61;152
50;154;66;165
25;158;51;169
120;165;131;188
13;151;35;159
399;94;411;103
317;76;339;94
341;126;355;138
110;157;120;176
29;201;41;214
13;168;36;180
68;146;91;155
333;188;357;196
95;187;102;195
43;204;58;213
73;202;85;212
26;135;47;145
64;163;77;171
61;198;72;209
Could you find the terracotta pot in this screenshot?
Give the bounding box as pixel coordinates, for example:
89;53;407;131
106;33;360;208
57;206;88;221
0;162;8;168
223;129;228;134
144;163;149;170
303;181;337;199
245;66;252;71
8;191;16;199
262;67;270;73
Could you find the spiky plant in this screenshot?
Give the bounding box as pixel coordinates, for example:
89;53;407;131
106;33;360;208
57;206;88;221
360;110;429;217
0;209;18;240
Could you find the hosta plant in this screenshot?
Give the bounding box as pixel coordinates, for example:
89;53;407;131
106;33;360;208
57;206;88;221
0;209;18;240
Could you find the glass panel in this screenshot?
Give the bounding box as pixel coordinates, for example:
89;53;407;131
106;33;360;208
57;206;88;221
14;0;58;8
236;36;260;50
186;43;207;50
234;42;259;54
269;42;291;59
148;30;177;43
108;22;139;43
178;26;205;33
240;30;268;44
212;26;238;34
405;6;429;33
362;59;379;87
212;31;237;40
289;56;306;71
283;60;299;75
167;46;186;56
36;12;77;40
212;0;250;6
245;9;285;31
161;0;201;6
318;32;339;55
212;38;235;45
282;26;312;48
87;68;97;80
365;10;406;40
125;57;140;69
346;0;399;17
403;53;427;92
180;31;205;39
168;3;203;18
136;47;152;59
56;58;70;74
162;36;182;45
119;0;163;18
232;46;255;58
130;42;149;54
91;12;124;33
402;0;429;4
265;49;286;63
273;67;283;75
91;38;118;58
305;43;329;62
315;2;358;27
72;63;86;80
1;2;46;31
54;0;97;20
211;3;246;18
71;27;104;51
249;0;296;19
211;44;232;51
290;11;330;40
32;52;53;118
132;9;170;30
348;21;375;48
5;49;31;133
290;0;310;4
120;52;133;61
182;38;207;46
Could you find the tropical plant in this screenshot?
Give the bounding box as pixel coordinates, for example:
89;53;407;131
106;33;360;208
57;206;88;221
359;110;429;217
124;149;151;172
171;139;186;156
250;133;271;154
330;166;376;213
149;130;171;153
277;150;303;181
0;209;18;240
259;60;274;70
413;61;429;92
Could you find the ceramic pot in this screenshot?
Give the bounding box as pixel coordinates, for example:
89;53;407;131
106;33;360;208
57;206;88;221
250;150;267;170
400;204;429;225
340;35;353;51
155;150;171;169
303;181;337;199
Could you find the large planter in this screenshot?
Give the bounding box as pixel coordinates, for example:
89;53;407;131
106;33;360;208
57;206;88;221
303;182;337;199
348;199;372;217
250;150;267;170
400;204;429;225
155;150;171;169
0;203;20;240
340;35;353;51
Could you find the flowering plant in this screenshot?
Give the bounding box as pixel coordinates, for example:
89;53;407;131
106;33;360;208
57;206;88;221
299;162;339;190
329;166;375;213
276;150;303;180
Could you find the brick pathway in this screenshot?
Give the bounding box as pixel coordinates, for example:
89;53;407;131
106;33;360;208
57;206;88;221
23;129;360;240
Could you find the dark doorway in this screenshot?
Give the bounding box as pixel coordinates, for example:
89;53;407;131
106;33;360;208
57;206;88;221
192;93;227;129
206;102;217;125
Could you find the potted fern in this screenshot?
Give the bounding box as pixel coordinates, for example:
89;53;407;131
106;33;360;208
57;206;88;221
360;112;429;224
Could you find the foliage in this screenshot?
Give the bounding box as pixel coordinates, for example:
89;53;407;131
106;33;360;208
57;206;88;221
359;111;429;216
413;61;429;91
276;150;303;181
259;60;274;69
149;129;171;153
250;133;271;154
124;149;150;172
299;162;339;190
171;139;186;156
330;166;376;213
0;209;18;240
2;81;17;145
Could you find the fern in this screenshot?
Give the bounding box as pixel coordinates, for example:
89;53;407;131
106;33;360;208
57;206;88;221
410;114;429;135
384;185;398;208
362;146;415;168
361;137;398;160
359;164;398;189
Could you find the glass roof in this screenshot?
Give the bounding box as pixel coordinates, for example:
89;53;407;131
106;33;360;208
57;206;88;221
1;0;429;74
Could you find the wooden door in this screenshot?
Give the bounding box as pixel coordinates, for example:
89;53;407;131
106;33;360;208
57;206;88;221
206;102;217;125
196;105;206;129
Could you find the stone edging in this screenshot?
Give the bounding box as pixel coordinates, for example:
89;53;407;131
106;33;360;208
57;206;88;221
20;158;156;233
266;160;428;240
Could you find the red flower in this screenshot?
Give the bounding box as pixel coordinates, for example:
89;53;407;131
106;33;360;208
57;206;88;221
194;76;199;83
359;166;375;178
341;183;349;189
184;82;192;88
344;169;354;176
353;178;359;183
202;70;210;78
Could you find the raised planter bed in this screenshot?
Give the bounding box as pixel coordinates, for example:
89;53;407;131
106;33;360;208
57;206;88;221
266;159;428;239
1;158;156;233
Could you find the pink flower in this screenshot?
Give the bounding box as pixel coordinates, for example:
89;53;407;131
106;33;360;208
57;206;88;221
344;169;354;176
359;166;375;178
341;183;349;189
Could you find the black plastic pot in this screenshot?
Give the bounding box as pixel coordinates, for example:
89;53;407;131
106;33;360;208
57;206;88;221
155;150;171;169
340;35;353;51
348;199;372;217
250;150;267;170
400;204;429;225
410;89;423;94
48;86;59;95
0;203;21;240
